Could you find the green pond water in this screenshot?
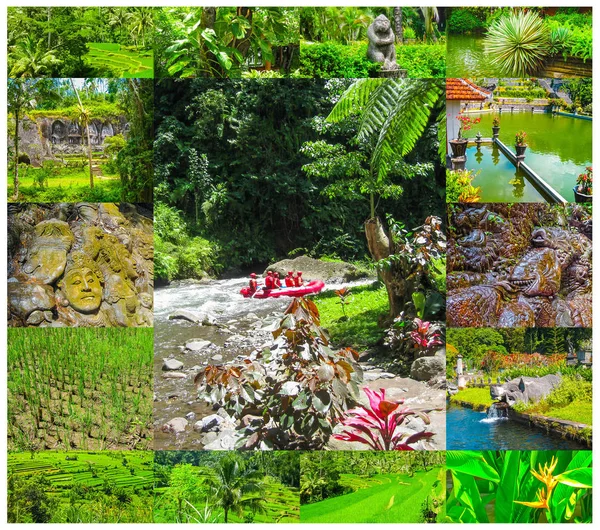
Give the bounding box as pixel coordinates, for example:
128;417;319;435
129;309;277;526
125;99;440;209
462;112;592;202
447;34;503;77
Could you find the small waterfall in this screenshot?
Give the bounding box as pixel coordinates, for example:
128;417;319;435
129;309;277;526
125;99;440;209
481;402;509;423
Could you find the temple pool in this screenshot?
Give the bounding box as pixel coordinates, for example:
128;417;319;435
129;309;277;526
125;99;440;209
446;35;503;77
463;112;592;202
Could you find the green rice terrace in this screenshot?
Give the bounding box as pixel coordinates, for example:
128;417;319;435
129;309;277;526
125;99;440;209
300;469;445;523
8;328;153;452
7;451;154;523
84;43;153;78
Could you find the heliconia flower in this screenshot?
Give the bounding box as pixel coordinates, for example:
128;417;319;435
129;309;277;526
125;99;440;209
514;488;550;510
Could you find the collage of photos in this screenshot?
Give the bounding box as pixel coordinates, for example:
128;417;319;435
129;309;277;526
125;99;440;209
5;5;592;525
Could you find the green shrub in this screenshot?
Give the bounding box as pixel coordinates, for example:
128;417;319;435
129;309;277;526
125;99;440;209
299;42;377;78
447;9;485;34
545;376;592;408
299;42;445;79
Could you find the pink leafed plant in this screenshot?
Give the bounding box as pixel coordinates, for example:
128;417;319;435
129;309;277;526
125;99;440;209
410;318;443;350
333;387;436;450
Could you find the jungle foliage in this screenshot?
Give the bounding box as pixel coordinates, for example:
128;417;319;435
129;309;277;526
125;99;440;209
154;78;444;278
7;7;154;77
446;450;592;523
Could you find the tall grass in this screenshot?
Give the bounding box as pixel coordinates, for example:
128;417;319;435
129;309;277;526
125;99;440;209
8;328;153;451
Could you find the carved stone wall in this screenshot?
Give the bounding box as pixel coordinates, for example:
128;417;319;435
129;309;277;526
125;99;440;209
15;115;128;167
8;203;153;327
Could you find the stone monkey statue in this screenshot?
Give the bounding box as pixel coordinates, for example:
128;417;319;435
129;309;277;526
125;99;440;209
366;15;398;70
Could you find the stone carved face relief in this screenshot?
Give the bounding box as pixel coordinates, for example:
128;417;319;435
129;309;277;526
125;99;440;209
22;220;74;284
62;253;104;313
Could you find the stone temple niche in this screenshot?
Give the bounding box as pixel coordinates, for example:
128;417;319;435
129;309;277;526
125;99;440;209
51;120;67;144
101;122;114;142
68;123;82;145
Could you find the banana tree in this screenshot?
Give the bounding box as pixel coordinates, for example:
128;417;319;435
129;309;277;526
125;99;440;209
69;78;93;188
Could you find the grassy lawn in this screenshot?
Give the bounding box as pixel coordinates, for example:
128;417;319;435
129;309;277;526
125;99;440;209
449;387;494;409
85;43;154;77
8;171;121;202
300;469;443;523
522;401;592;426
313;282;388;350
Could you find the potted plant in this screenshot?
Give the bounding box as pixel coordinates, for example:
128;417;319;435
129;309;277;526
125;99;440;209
450;114;481;158
574;166;592;203
515;130;527;156
492;116;500;137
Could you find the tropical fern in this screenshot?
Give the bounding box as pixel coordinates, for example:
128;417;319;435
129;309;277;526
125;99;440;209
326;78;444;183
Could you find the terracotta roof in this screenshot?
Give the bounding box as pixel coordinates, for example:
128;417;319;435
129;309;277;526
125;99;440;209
446;78;492;101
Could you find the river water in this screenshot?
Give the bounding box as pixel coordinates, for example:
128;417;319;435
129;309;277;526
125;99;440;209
153;277;375;450
446;404;586;450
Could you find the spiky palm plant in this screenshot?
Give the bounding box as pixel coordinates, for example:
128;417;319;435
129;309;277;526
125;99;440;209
485;10;550;77
8;36;61;78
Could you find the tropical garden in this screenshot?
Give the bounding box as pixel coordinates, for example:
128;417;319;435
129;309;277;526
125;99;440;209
153;452;299;523
300;451;446;523
299;7;446;78
7;451;154;523
446;450;592;523
154;7;300;78
446;7;592;77
447;77;592;203
446;328;592;450
153;77;447;451
7;7;154;78
7;77;153;202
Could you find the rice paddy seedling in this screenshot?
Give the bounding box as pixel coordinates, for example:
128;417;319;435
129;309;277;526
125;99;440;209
8;328;153;451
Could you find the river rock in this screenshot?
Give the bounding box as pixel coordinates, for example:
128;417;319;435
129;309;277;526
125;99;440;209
169;310;203;323
185;340;213;352
162;417;188;434
410;356;445;381
162;359;184;371
203;429;239;450
185;412;196;421
265;255;371;283
162;372;187;379
211;354;223;362
193;414;224;433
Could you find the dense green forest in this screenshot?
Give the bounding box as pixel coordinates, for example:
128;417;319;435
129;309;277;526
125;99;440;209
8;77;153;202
7;7;154;78
154;78;445;281
154;452;299;523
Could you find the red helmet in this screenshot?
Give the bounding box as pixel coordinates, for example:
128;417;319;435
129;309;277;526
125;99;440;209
297;271;303;275
267;271;273;275
287;271;293;276
274;272;280;277
250;273;257;278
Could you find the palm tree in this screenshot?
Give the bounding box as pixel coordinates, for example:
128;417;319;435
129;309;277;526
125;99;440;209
8;36;61;77
127;7;154;48
8;79;38;200
69;79;94;189
108;7;130;42
209;456;266;523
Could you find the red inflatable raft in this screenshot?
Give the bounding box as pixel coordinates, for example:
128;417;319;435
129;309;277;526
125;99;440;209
240;280;325;298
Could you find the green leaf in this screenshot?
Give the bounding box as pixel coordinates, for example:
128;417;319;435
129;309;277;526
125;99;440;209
446;451;501;482
555;467;592;489
291;392;308;411
495;450;521;523
312;390;331;414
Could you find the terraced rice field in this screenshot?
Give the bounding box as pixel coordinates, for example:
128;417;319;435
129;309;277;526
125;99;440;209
228;480;300;523
8;451;154;523
84;43;153;78
300;469;444;523
8;328;153;451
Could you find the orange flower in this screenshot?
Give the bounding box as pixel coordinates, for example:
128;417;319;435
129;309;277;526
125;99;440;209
514;456;559;511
